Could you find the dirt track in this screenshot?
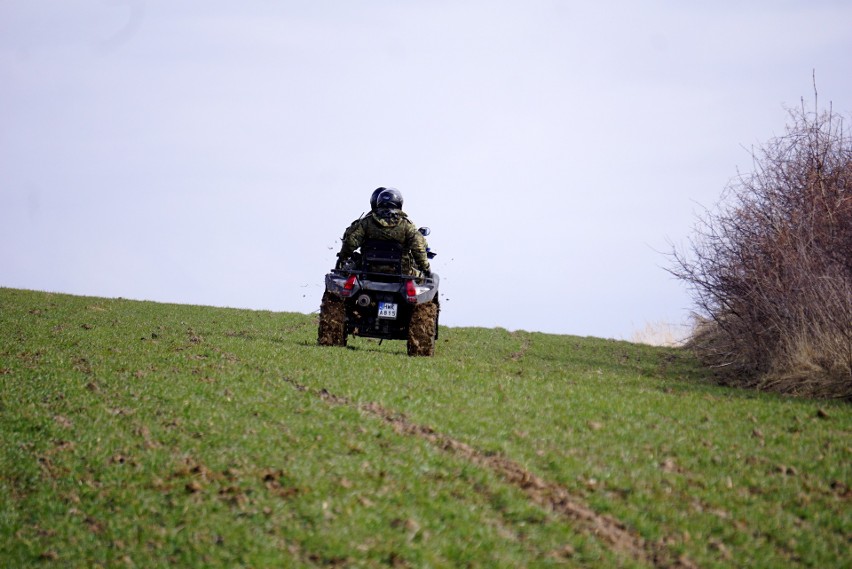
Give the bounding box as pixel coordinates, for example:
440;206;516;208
282;377;697;568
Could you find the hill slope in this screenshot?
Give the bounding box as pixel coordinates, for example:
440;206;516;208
1;288;849;568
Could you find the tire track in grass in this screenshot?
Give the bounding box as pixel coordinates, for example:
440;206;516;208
282;377;697;569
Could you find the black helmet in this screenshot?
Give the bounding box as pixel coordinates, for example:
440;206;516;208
369;187;386;211
376;187;403;210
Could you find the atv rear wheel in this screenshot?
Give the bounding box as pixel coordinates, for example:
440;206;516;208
318;292;347;347
407;301;438;356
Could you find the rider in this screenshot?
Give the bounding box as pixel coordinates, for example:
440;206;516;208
341;187;386;243
337;188;431;278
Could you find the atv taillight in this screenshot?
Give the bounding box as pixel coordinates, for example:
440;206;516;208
406;280;417;304
341;275;357;297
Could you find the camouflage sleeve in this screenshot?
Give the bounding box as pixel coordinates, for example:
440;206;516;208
406;222;430;272
338;218;366;261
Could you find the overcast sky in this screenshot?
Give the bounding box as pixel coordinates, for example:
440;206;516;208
2;1;851;341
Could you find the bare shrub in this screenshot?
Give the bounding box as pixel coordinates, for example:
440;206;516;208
671;96;852;399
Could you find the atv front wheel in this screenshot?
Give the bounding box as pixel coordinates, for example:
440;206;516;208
407;301;438;356
318;292;347;347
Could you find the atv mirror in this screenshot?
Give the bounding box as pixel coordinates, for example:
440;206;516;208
418;227;430;237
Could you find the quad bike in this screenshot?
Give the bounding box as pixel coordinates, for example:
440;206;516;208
318;230;440;356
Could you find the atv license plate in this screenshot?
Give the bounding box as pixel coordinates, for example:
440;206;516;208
377;302;398;319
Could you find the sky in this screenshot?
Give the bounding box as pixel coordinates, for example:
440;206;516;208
2;1;851;341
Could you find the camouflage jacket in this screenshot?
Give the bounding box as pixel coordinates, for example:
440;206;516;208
338;209;430;274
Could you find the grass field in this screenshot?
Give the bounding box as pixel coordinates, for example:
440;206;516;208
1;287;849;568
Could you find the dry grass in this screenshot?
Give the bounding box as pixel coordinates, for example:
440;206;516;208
686;317;852;400
629;320;691;347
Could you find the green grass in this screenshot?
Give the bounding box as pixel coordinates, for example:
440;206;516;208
1;287;849;568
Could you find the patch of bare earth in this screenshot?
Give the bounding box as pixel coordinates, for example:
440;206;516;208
284;379;696;568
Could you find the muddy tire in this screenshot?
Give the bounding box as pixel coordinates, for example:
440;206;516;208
407;301;438;357
318;292;347;347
